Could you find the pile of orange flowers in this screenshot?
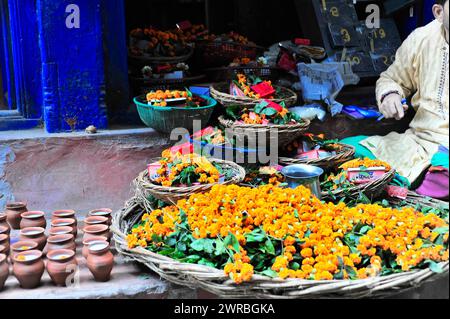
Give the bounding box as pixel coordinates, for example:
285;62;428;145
127;184;449;283
146;90;190;107
340;158;392;171
154;150;220;187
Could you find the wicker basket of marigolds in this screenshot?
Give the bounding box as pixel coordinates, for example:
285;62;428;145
320;158;396;201
210;73;297;108
112;183;449;299
134;149;246;207
218;100;310;149
279;134;355;171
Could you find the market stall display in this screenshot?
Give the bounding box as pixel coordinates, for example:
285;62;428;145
134;151;246;206
112;184;449;299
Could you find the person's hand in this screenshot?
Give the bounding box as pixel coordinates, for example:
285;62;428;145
379;92;406;120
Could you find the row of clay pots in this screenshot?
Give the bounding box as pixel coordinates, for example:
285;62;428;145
0;240;114;289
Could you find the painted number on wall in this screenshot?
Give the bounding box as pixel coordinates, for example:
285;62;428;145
66;4;80;29
340;28;351;43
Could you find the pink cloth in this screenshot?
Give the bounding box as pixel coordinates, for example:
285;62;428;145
415;169;449;200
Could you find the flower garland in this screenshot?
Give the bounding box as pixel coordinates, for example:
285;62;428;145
127;184;449;284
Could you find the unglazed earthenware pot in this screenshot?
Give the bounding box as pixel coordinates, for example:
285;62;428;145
49;226;74;237
0;245;7;256
51;218;77;237
52;210;76;221
5;202;27;230
84;216;109;227
0;234;9;256
10;241;39;264
20;211;47;229
46;249;78;287
88;208;112;225
19;227;47;251
0;213;10;234
13;250;45;289
47;234;76;253
0;225;10;237
82;236;108;259
86;241;113;282
83;224;110;242
0;253;9;291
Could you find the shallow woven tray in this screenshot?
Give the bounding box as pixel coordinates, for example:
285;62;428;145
112;197;449;299
321;169;397;201
218;116;310;148
134;158;246;206
279;144;356;170
210;83;298;108
128;45;194;64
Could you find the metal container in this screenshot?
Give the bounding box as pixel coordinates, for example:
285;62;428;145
281;164;324;199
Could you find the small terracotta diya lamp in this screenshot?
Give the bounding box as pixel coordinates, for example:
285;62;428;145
49;226;73;237
84;216;109;227
88;208;112;225
0;234;9;256
10;241;38;264
52;210;76;222
0;213;10;234
51;218;77;237
46;249;78;287
83;224;110;242
0;225;10;237
13;250;45;289
5;202;27;230
86;240;114;282
19;227;47;251
20;211;47;229
47;234;76;253
82;236;108;259
0;253;9;291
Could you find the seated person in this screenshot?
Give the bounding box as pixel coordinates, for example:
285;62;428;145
342;0;449;199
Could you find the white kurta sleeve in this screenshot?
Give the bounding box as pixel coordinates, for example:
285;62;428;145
375;31;419;106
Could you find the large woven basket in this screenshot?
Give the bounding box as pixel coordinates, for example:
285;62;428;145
210;83;298;108
128;45;194;65
279;144;356;171
134;158;246;206
204;66;281;82
218;116;310;148
112;197;449;299
321;169;396;201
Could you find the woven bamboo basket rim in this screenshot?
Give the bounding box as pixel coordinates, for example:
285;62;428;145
128;45;194;64
321;169;396;200
135;158;246;205
194;39;266;51
112;197;449;299
210;83;298;107
279;143;356;169
218;116;310;131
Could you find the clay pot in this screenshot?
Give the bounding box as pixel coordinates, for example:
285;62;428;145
0;234;9;256
83;224;110;242
51;218;77;237
0;253;9;291
49;226;73;237
10;241;38;264
46;249;78;287
86;241;113;282
0;225;10;237
47;234;76;253
52;210;76;221
19;227;47;251
0;213;10;234
5;202;27;230
0;245;7;255
13;250;45;289
20;211;47;229
82;236;108;259
88;208;112;225
84;216;109;227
